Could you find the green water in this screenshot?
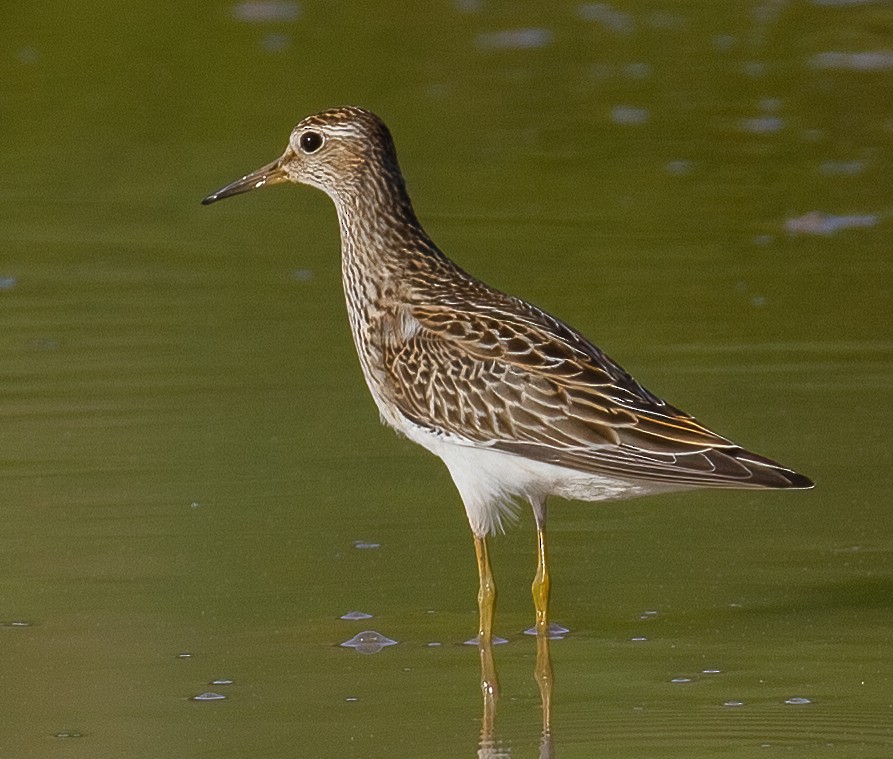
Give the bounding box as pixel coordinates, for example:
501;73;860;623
2;2;891;756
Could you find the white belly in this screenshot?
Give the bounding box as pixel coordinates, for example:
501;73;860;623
390;413;680;537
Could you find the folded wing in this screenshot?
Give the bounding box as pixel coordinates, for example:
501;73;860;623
380;290;811;490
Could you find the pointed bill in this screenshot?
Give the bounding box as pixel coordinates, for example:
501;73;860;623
201;154;289;205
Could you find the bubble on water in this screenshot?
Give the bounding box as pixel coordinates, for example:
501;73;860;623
426;641;442;647
176;652;193;659
638;609;660;620
345;695;359;702
340;630;398;654
340;611;373;621
191;691;227;701
352;540;380;550
670;677;692;683
523;622;570;639
785;696;812;705
630;636;648;642
53;731;83;739
3;620;33;628
210;678;233;686
724;700;744;707
702;668;722;675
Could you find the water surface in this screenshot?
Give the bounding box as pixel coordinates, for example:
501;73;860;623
2;2;891;757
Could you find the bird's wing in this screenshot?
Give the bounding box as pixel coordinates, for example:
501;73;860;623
381;294;806;489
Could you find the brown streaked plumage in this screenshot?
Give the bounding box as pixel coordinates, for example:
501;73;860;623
202;106;813;647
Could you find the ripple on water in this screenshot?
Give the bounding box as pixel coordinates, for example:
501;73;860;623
739;115;784;134
785;211;879;235
820;159;866;176
463;635;509;646
809;50;893;71
523;622;570;639
475;28;553;51
665;160;693;176
611;105;649;126
340;630;398;654
231;1;301;23
577;3;634;35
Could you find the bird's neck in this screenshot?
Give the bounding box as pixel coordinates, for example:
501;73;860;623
333;172;447;312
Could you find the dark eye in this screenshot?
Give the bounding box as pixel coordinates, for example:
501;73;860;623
299;131;323;153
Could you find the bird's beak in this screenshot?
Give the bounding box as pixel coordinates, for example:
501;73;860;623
201;152;291;205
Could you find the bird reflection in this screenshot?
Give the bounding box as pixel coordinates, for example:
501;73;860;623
476;630;554;758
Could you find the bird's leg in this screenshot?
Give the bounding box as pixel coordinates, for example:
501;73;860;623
474;535;496;643
531;500;550;634
473;535;499;726
531;499;554;741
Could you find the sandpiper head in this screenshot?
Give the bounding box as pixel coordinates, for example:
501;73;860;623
202;106;400;205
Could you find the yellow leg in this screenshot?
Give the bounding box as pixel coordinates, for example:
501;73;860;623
532;510;554;744
474;535;496;642
473;535;499;730
532;522;550;634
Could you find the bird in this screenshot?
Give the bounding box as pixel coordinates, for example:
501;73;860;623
202;106;813;644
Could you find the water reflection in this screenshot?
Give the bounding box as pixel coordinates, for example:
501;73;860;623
476;631;554;758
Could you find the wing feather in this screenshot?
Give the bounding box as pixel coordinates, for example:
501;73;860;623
378;289;809;489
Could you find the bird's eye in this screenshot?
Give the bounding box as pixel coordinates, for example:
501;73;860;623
299;131;324;153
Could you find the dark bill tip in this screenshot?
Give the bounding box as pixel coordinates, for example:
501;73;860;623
200;156;288;206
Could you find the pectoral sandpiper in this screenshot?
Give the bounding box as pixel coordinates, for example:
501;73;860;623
203;106;813;643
